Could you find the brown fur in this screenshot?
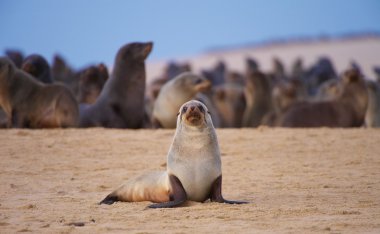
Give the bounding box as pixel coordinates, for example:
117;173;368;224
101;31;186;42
77;64;108;104
5;50;24;68
22;54;53;84
212;84;246;128
262;79;303;126
51;54;78;94
280;68;368;127
225;71;245;86
242;71;272;127
314;78;342;101
0;57;79;128
79;42;153;128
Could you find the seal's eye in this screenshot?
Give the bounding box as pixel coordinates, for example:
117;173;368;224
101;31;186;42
194;78;203;84
182;106;188;113
198;105;204;113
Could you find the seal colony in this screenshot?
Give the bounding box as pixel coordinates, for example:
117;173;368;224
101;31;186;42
0;57;79;128
100;100;247;208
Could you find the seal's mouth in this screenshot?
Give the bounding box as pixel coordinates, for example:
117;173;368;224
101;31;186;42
180;101;207;127
186;111;202;124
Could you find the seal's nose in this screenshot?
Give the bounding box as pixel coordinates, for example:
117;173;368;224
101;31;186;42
190;106;195;111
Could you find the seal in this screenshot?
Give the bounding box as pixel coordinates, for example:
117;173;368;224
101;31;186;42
22;54;53;84
280;68;368;127
242;70;272;127
51;54;78;94
212;83;246;128
0;57;79;128
5;49;24;68
100;100;248;208
77;63;108;104
151;72;211;128
79;42;153;128
201;61;226;86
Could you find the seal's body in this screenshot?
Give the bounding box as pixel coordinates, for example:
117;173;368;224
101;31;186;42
79;42;152;128
100;100;247;208
0;57;79;128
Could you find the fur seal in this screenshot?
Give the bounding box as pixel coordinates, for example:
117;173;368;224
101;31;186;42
164;61;192;80
280;68;368;127
79;42;152;128
304;57;337;96
77;64;108;104
0;57;79;128
242;70;272;127
22;54;53;84
151;72;211;128
201;61;226;87
5;50;24;68
51;54;78;94
314;79;342;101
262;79;304;127
100;100;247;208
212;84;246;128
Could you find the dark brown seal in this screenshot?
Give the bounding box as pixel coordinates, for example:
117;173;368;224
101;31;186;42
77;64;108;104
79;42;153;128
22;54;53;84
242;71;272;127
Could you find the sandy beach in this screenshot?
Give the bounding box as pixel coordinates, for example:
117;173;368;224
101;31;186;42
0;128;379;233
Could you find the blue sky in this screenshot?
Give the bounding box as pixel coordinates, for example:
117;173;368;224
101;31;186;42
1;0;379;69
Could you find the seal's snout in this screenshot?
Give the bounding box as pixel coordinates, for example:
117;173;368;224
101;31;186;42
142;42;153;59
181;101;208;126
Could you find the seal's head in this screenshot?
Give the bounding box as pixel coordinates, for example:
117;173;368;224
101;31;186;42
178;100;211;128
115;42;153;63
172;72;211;94
21;54;50;80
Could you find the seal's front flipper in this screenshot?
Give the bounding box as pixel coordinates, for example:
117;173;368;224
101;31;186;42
209;175;248;204
148;174;187;208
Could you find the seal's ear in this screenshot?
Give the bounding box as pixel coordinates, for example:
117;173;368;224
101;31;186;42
177;112;180;116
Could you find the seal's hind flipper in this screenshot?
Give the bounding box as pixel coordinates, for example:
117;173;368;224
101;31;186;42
99;194;119;205
148;174;187;208
209;175;248;204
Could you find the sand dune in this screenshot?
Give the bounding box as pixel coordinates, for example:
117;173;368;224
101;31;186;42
146;35;380;82
0;128;379;233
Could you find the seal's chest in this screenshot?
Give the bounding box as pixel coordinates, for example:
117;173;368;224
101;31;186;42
170;158;221;202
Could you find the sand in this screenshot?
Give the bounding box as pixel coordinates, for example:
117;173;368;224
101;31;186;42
0;128;379;233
